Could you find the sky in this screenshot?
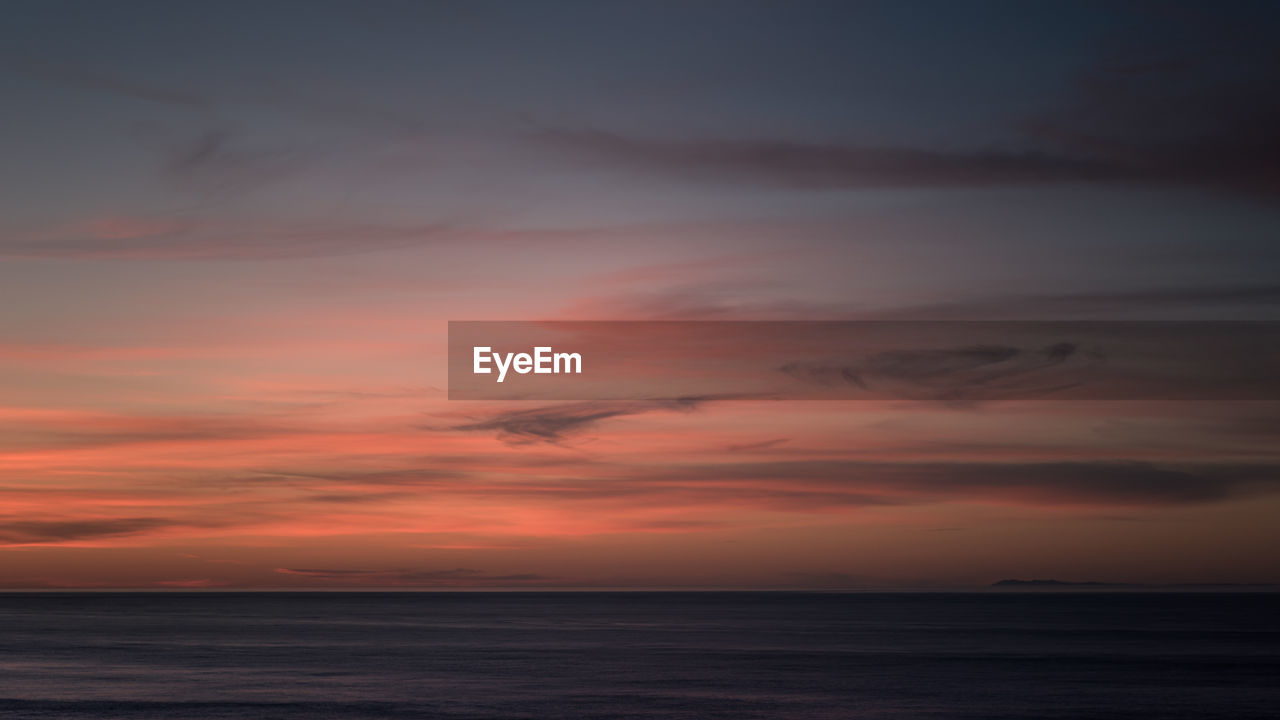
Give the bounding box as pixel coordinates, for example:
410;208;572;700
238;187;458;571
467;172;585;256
1;0;1279;589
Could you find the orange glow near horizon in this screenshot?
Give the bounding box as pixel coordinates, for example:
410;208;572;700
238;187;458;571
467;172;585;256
4;324;1278;588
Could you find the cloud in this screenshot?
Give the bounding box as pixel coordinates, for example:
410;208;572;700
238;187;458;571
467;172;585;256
726;438;790;453
250;468;473;489
557;283;858;321
540;129;1116;190
781;342;1098;402
274;567;551;586
155;578;224;588
644;460;1280;508
882;284;1280;320
271;457;1280;515
304;491;415;504
0;517;174;545
157;129;318;194
0;409;301;452
0;216;460;260
561;276;1280;323
538;23;1280;202
451;397;712;443
1021;13;1280;202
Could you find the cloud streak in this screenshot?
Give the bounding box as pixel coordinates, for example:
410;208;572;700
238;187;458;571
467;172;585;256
274;567;551;586
882;284;1280;320
1023;20;1280;202
538;32;1280;202
781;342;1098;402
0;217;461;260
450;397;712;443
641;459;1280;508
540;129;1118;190
0;517;175;545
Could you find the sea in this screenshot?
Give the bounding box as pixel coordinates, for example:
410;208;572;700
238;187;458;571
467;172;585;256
0;591;1276;719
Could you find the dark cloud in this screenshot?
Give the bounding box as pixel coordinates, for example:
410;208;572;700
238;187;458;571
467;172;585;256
451;397;712;443
158;129;316;194
277;568;378;577
781;342;1098;402
562;281;1280;324
274;567;551;585
648;460;1280;507
304;492;414;504
558;282;859;321
883;284;1280;320
270;458;1280;512
539;17;1280;202
540;129;1117;190
0;414;304;452
1023;17;1280;202
236;468;469;489
726;438;790;453
0;219;460;260
0;517;174;545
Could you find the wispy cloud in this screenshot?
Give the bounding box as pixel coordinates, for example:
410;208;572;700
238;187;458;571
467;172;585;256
1023;19;1280;202
0;517;175;545
157;128;319;195
539;129;1116;190
0;216;460;260
450;397;712;443
555;280;1280;324
0;407;302;452
536;26;1280;203
641;459;1280;508
274;567;551;586
781;342;1097;402
726;438;790;453
882;284;1280;320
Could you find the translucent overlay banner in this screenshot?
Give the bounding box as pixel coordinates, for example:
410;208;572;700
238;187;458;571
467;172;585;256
448;321;1280;401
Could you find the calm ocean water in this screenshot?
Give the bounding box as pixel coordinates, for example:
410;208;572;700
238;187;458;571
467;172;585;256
0;592;1276;719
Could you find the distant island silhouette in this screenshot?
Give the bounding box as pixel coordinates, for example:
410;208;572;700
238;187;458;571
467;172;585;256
993;579;1277;589
993;579;1129;587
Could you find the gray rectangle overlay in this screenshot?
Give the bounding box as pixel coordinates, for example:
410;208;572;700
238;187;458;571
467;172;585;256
448;321;1280;401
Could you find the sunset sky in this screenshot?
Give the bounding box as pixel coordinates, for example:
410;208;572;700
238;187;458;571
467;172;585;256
2;0;1279;589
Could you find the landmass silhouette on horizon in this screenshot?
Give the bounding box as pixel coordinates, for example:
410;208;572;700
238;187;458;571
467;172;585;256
993;579;1278;589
